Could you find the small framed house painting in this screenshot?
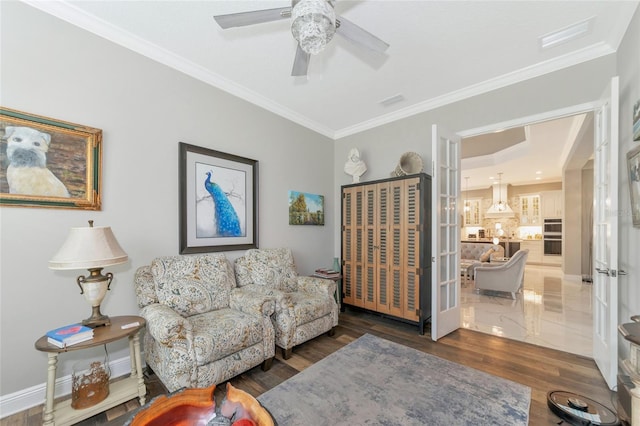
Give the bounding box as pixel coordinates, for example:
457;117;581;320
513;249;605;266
289;190;324;225
179;142;258;253
627;144;640;227
0;107;102;210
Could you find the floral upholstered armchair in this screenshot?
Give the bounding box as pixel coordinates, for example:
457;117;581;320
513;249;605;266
234;248;339;359
134;253;275;392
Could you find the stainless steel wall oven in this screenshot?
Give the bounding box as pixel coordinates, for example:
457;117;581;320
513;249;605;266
543;218;562;234
543;218;562;255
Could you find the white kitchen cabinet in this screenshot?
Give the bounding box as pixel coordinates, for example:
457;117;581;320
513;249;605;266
520;240;543;264
464;198;482;226
519;194;541;225
543;254;562;266
542;190;563;218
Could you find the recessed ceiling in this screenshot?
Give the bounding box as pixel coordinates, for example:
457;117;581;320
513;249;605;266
461;113;591;190
23;1;638;140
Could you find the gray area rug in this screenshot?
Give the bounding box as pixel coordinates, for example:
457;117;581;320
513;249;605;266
258;333;530;425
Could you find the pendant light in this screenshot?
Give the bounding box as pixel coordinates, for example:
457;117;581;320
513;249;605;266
464;177;470;212
496;172;506;212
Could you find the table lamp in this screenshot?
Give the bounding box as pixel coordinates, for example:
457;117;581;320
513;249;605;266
49;220;128;327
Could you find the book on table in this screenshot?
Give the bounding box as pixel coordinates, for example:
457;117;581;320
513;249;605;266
46;323;94;348
314;268;341;279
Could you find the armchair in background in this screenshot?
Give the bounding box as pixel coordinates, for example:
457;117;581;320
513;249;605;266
134;253;275;392
235;248;339;359
474;249;529;299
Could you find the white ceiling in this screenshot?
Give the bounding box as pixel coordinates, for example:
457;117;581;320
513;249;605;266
461;113;590;191
25;0;637;140
21;1;637;188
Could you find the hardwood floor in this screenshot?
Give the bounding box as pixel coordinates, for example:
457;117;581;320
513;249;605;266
2;309;616;425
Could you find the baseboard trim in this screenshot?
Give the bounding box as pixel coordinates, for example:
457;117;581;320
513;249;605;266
0;355;138;419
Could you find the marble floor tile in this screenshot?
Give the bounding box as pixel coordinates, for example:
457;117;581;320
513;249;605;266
461;264;593;357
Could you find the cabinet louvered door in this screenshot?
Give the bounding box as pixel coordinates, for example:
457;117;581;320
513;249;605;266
375;183;391;314
353;188;365;307
363;185;378;310
403;177;421;322
341;186;358;306
388;180;405;319
341;173;431;333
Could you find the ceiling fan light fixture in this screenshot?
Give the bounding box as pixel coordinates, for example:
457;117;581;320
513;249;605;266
291;0;336;55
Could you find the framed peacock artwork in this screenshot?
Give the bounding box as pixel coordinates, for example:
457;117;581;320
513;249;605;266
179;142;258;253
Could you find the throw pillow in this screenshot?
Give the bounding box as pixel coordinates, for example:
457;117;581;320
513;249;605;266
479;248;494;262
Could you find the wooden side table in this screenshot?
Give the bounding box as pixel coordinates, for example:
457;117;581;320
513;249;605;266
35;315;146;426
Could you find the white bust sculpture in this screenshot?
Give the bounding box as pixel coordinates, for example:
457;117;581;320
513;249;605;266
344;148;367;183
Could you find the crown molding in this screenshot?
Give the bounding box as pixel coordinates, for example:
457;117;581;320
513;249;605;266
22;1;617;141
21;0;336;139
333;42;615;139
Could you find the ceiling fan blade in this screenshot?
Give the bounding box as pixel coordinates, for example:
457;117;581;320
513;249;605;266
291;45;310;76
214;7;291;29
336;16;389;53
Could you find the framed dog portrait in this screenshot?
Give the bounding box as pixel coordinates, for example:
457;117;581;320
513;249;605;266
179;142;258;253
0;107;102;210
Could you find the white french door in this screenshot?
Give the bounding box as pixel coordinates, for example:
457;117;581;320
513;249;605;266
592;76;620;390
431;124;461;341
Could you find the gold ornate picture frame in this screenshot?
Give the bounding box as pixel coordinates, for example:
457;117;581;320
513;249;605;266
0;107;102;210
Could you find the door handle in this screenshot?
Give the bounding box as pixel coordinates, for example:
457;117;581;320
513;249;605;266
618;270;627;276
595;267;610;276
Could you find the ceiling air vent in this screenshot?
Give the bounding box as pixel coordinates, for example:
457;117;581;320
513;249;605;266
539;18;593;50
379;94;405;107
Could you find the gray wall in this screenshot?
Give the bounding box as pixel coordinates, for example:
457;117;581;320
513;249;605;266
562;112;596;278
616;6;640;360
581;161;594;277
563;169;582;275
2;0;639;411
333;2;639;373
0;2;334;396
332;56;618;253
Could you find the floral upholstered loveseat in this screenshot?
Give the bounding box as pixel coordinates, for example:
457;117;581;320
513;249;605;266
234;248;339;359
134;253;276;392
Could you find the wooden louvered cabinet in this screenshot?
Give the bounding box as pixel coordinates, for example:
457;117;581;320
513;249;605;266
341;173;431;334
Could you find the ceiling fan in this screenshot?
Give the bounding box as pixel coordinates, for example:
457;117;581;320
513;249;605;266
213;0;390;76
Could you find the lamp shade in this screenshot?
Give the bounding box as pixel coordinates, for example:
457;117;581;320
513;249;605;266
49;225;128;270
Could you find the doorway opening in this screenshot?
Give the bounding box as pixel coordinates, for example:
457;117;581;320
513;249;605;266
458;104;597;357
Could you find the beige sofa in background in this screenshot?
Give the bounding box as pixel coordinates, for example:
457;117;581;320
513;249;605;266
460;242;505;279
461;242;505;263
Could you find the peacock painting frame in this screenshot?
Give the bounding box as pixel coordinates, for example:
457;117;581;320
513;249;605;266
0;107;102;210
179;142;258;253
